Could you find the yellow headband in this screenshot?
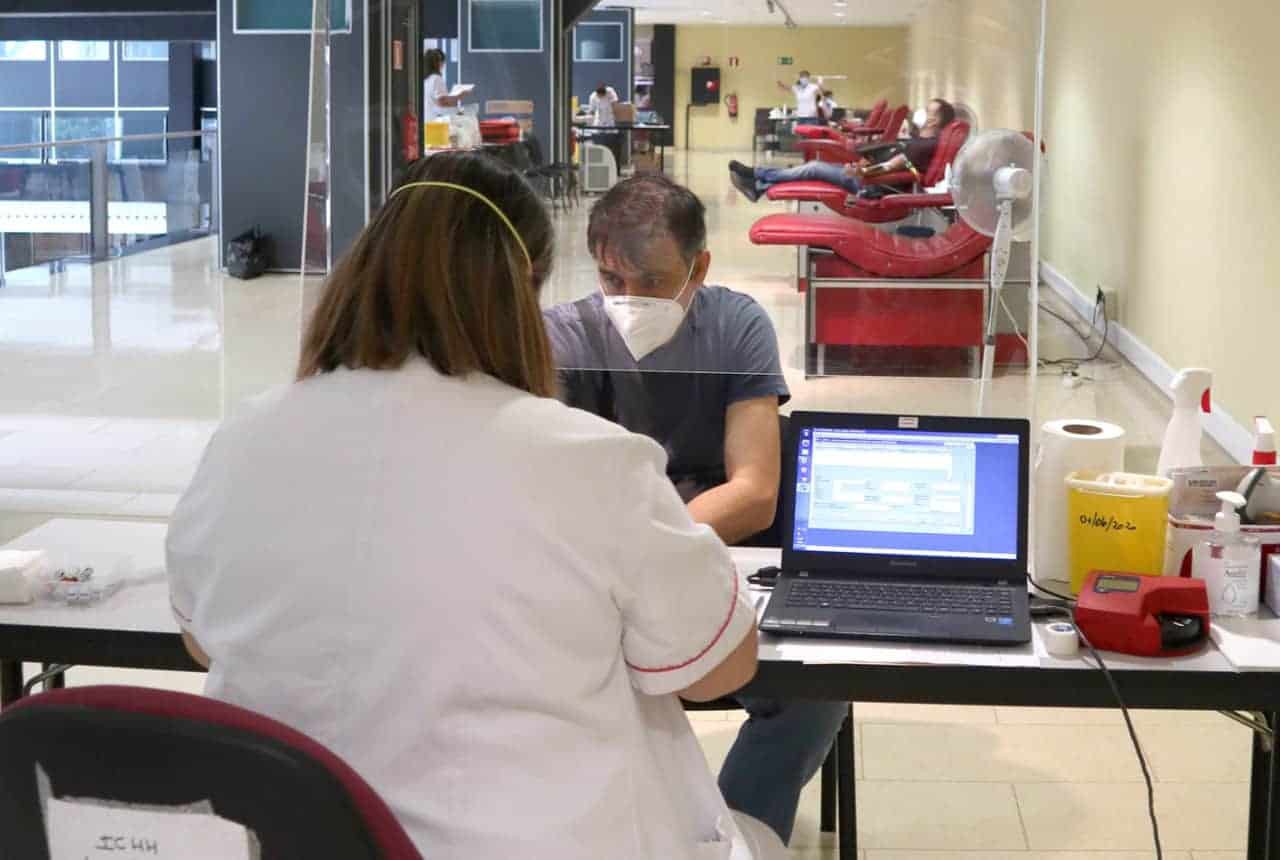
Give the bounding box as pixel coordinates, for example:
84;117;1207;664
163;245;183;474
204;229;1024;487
390;180;533;271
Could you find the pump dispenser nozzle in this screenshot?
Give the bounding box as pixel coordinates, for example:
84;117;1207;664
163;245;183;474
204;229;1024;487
1215;491;1246;533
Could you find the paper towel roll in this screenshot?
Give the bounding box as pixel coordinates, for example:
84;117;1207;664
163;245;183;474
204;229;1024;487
1035;419;1126;583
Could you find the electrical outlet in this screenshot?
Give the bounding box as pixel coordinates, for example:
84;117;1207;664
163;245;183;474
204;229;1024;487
1096;285;1121;325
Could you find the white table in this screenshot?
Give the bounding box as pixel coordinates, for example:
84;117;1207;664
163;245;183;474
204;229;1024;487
3;521;1280;859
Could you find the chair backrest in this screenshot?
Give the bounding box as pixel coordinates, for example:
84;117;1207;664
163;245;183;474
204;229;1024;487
864;99;888;130
877;105;909;142
0;686;421;859
523;133;548;168
922;120;971;186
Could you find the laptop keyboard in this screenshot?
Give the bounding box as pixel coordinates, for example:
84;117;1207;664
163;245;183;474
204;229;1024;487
786;580;1014;616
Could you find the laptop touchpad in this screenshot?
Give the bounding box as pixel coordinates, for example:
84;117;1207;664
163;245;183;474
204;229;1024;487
834;612;917;634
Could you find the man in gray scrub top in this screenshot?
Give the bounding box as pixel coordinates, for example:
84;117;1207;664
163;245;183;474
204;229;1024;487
543;174;848;848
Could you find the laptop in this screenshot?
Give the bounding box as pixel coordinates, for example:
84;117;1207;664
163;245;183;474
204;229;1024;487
760;412;1032;646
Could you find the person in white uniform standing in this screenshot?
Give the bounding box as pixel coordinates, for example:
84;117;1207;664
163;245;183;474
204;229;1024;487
589;82;620;126
776;70;822;123
422;48;461;122
165;151;786;860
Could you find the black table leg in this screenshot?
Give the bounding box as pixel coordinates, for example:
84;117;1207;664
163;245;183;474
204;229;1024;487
837;710;856;860
820;744;836;833
1248;712;1279;860
1;660;23;708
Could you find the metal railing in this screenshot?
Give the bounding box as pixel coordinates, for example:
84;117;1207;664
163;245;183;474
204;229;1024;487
0;129;218;284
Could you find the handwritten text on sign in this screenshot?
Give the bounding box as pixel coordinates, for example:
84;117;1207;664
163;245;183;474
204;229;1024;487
46;798;251;860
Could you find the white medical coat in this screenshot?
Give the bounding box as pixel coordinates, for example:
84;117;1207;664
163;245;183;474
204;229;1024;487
791;81;821;117
590;86;619;126
423;73;449;122
166;359;759;859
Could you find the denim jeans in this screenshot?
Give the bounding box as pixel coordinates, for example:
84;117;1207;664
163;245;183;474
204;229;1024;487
754;160;862;195
717;696;850;844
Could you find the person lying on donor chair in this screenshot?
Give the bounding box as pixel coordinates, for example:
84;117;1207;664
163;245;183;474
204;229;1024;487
543;173;848;848
728;97;957;202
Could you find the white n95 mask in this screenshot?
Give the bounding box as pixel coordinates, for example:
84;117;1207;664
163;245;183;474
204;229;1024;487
601;258;697;361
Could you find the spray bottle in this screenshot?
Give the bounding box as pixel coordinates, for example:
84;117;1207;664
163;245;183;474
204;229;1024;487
1253;417;1276;466
1192;491;1261;616
1156;368;1212;476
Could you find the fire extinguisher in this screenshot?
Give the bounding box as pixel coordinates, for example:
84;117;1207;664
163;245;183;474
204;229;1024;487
726;93;739;120
401;108;420;162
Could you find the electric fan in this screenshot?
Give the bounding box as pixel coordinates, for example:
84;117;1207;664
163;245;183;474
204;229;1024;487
949;129;1036;414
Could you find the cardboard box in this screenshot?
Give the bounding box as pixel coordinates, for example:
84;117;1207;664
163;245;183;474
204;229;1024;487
1166;465;1280;604
1266;555;1280;615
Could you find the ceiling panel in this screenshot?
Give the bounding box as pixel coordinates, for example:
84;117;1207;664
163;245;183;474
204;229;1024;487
607;0;931;27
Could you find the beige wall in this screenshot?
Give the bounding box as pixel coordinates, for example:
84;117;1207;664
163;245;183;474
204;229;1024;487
673;25;908;152
907;0;1280;446
905;0;1038;131
1041;0;1280;435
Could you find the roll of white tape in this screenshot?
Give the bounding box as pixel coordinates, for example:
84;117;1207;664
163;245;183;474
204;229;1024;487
1044;621;1080;657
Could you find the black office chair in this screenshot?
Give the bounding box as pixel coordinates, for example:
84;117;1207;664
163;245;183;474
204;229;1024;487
521;134;578;211
0;686;421;859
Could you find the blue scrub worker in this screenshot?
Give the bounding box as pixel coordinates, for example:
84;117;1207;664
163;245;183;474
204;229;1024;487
544;174;849;846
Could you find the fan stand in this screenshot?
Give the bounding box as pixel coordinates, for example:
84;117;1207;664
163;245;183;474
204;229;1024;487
976;197;1016;416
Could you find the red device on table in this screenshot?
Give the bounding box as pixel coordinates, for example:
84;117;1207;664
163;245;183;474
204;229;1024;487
1073;571;1211;657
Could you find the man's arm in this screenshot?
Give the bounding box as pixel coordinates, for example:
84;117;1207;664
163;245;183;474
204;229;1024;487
181;630;211;669
686;395;780;545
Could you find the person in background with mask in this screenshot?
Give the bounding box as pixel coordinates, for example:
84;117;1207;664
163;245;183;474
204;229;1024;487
727;97;956;202
588;82;624;166
589;82;620;127
542;174;848;849
819;89;838;121
776;70;822;124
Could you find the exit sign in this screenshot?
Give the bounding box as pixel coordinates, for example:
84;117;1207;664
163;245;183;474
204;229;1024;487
778;56;793;65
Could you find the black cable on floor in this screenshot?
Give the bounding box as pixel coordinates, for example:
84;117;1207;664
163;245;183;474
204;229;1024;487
1039;295;1109;367
1028;574;1163;860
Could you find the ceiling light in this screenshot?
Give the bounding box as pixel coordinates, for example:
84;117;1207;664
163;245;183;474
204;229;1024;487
833;10;846;15
833;0;847;5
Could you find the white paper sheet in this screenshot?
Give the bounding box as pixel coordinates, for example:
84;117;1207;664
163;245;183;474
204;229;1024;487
769;635;1039;668
1209;616;1280;671
46;798;251;860
449;83;475;97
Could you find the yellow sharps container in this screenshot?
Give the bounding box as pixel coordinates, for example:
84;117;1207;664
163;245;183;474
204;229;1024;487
1065;471;1172;594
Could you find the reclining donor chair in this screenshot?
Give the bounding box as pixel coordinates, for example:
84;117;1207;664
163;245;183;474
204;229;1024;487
774;121;972;224
795;104;909;164
748;209;1027;377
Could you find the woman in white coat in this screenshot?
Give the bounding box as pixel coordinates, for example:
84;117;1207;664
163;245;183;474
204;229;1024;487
166;151;785;859
422;48;460;121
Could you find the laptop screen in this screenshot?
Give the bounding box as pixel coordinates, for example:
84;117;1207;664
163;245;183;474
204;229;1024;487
791;425;1022;561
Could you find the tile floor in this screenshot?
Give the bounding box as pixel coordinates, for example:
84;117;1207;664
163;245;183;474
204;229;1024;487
0;149;1247;857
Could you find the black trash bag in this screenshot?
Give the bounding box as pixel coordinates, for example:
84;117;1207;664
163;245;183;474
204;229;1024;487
226;227;269;280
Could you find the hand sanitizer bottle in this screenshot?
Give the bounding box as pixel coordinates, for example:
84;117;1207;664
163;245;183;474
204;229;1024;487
1193;490;1261;616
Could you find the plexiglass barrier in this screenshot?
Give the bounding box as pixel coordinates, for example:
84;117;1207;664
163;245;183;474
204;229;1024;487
0;131;217;286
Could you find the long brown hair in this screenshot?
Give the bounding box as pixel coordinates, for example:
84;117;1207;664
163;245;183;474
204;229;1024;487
298;151;556;397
